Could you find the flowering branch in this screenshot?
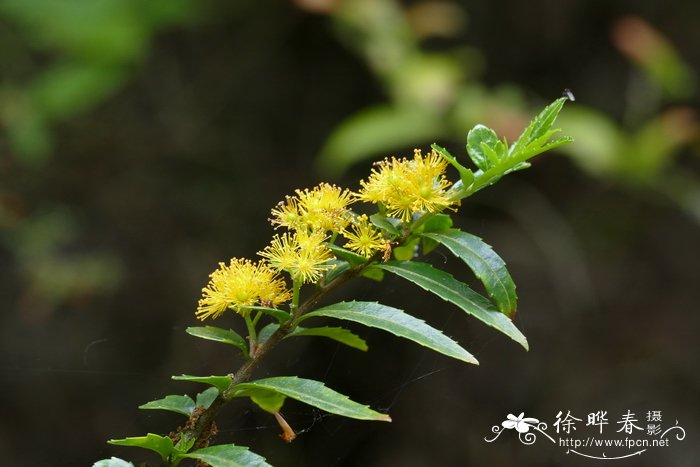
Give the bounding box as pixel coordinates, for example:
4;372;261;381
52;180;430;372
97;96;571;467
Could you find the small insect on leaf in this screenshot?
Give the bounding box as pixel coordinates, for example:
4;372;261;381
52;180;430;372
563;88;575;102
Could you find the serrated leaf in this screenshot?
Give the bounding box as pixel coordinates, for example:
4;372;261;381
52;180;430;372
196;387;220;409
467;124;501;171
510;97;567;156
108;434;173;461
328;243;367;267
292;326;368;351
93;457;135;467
184;444;272;467
422;229;517;316
172;375;232;393
299;301;478;364
186;326;247;353
378;261;527;349
139;394;195;417
232;376;391;421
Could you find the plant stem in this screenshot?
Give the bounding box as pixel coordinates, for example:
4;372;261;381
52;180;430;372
173;260;374;456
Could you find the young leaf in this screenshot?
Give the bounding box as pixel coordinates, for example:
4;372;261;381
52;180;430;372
422;229;517;316
378;261;527;349
139;394;196;417
231;376;391;422
172;375;232;393
432;143;474;187
510;97;568;156
292;326;368;351
183;444;272;467
186;326;247;354
195;387;220;409
108;434;174;461
93;458;135;467
393;237;419;260
467;124;501;171
299;301;478;364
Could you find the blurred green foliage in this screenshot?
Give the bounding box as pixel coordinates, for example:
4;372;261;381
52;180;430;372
317;0;700;222
0;0;193;164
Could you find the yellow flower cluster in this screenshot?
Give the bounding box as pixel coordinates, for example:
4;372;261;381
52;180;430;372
259;230;335;284
196;147;462;320
270;183;353;232
196;259;291;320
357;148;458;221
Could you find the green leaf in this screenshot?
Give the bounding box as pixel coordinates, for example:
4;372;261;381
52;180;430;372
467;124;501;171
258;323;368;351
432;143;474;187
139;394;195;417
324;260;351;283
328;243;367;267
422;236;440;255
196;387;220;409
420;214;453;233
108;434;173;461
183;444;272;467
235;385;287;413
93;457;135;467
370;213;400;236
360;265;385;282
422;229;517;316
232;376;391;421
378;261;528;349
172;375;232;393
186;326;247;354
299;301;478;364
292;326;368;351
257;322;279;344
249;306;292;323
510;97;567;157
393;237;419;260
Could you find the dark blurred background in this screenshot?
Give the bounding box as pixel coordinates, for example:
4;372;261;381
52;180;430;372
1;0;698;466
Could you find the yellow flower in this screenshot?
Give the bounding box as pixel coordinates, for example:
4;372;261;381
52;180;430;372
357;148;457;222
196;259;291;320
270;183;353;232
259;230;336;284
342;214;386;258
270;196;303;230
